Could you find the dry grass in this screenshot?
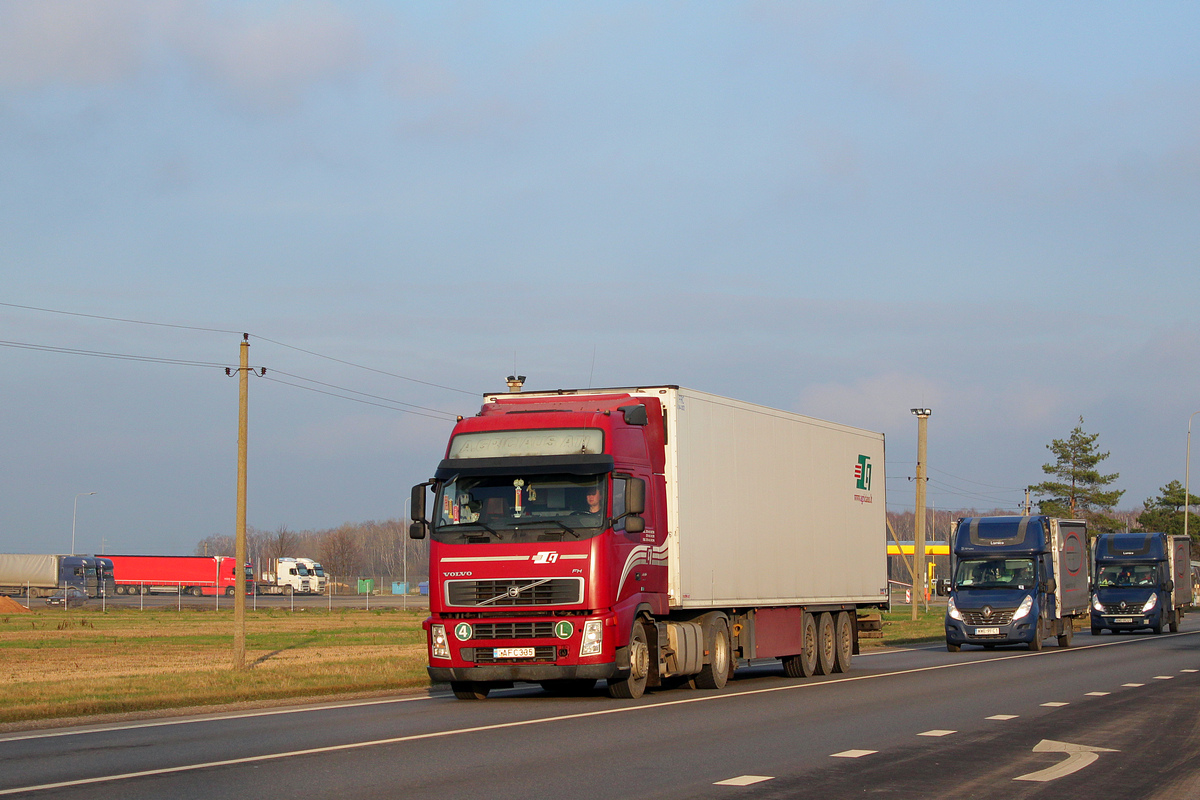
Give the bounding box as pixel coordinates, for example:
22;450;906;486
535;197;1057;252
0;606;430;724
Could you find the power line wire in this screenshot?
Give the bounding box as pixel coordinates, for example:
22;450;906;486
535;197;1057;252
0;301;242;335
260;376;457;421
0;339;233;369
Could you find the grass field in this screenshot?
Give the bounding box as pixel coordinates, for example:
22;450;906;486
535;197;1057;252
0;603;945;725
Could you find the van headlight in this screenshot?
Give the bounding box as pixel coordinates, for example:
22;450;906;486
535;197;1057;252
1092;594;1104;612
1012;595;1034;622
431;624;451;660
1142;594;1158;613
580;620;603;657
946;597;963;621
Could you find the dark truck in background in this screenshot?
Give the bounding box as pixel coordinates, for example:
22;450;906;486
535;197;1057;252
1091;532;1193;635
940;516;1089;651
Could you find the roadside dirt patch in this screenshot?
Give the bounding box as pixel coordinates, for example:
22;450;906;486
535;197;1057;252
0;597;30;613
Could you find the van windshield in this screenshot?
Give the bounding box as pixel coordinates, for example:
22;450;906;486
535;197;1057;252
1096;563;1155;588
955;558;1036;589
433;474;606;543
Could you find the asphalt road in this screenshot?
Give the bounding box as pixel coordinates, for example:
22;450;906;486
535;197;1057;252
3;622;1198;799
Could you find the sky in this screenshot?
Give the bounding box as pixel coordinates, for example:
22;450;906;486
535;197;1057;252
2;1;1199;556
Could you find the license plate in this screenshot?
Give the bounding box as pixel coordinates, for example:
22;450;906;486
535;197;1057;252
493;647;535;659
1113;617;1134;624
974;627;1000;636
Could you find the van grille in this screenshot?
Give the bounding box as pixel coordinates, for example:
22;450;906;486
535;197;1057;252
962;609;1014;625
446;578;583;607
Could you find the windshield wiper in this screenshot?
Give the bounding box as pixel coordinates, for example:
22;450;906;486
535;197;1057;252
441;522;504;539
542;520;579;538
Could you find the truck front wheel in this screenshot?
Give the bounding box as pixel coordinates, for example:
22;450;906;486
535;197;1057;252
450;681;491;700
694;617;731;690
607;621;650;699
946;641;961;652
1029;620;1044;651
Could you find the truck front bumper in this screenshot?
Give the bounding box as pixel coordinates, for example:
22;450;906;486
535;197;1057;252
429;663;616;683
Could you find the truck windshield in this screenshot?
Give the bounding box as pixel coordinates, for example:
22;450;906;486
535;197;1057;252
955;558;1036;589
1096;564;1156;588
433;474;606;543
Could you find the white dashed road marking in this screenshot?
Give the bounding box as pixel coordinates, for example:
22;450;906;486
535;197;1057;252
1085;692;1110;696
714;775;773;786
918;730;956;737
831;750;877;758
1154;676;1174;680
1123;683;1144;687
986;714;1018;720
1041;702;1069;707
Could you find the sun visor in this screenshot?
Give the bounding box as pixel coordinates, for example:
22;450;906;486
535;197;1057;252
435;454;615;479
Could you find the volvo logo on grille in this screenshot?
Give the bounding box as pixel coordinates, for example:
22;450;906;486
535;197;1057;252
982;605;993;619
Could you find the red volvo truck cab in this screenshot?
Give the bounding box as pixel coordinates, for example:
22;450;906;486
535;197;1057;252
411;386;888;700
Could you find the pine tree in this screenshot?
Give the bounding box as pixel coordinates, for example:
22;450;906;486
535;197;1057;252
1137;480;1200;543
1029;416;1124;531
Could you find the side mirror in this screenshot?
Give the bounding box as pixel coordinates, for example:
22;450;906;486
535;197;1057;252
935;578;950;597
624;515;645;535
1041;578;1057;594
1163;579;1174;593
409;483;429;540
626;478;646;515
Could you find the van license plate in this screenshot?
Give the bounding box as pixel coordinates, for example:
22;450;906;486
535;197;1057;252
974;627;1000;636
493;647;535;659
1114;618;1133;624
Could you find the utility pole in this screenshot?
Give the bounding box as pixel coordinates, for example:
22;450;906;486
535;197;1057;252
911;409;931;620
232;335;250;669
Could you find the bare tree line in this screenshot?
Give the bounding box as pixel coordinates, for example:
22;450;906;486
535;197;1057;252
195;520;428;593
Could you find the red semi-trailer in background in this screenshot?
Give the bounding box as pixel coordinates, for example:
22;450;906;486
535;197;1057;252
410;386;889;700
105;555;253;597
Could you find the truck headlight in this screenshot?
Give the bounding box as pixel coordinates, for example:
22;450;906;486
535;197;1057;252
431;624;451;660
1141;594;1158;613
946;597;963;621
580;620;603;657
1092;594;1104;612
1012;595;1034;622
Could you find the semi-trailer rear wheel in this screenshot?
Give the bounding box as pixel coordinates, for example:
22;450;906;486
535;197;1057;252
782;613;819;678
450;681;491;700
833;611;853;673
607;621;650;699
815;613;836;675
694;616;731;690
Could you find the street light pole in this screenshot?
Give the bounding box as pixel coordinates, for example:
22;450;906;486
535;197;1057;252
1186;411;1200;545
71;492;97;556
403;496;410;611
911;409;931;620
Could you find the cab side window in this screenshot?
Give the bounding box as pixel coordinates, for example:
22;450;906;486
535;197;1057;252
611;476;628;532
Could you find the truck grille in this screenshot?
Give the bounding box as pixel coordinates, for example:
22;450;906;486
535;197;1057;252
446;578;583;607
962;609;1015;625
470;622;557;639
473;645;557;664
1100;602;1144;614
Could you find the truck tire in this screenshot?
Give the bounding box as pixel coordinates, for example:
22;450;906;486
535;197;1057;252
1091;626;1101;635
1152;619;1163;635
815;612;836;675
26;588;39;599
782;613;819;678
607;621;650;699
450;681;491;700
285;585;294;596
694;616;731;690
833;611;853;673
1169;612;1179;633
225;587;235;597
1029;620;1043;651
1057;622;1073;648
946;641;960;652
